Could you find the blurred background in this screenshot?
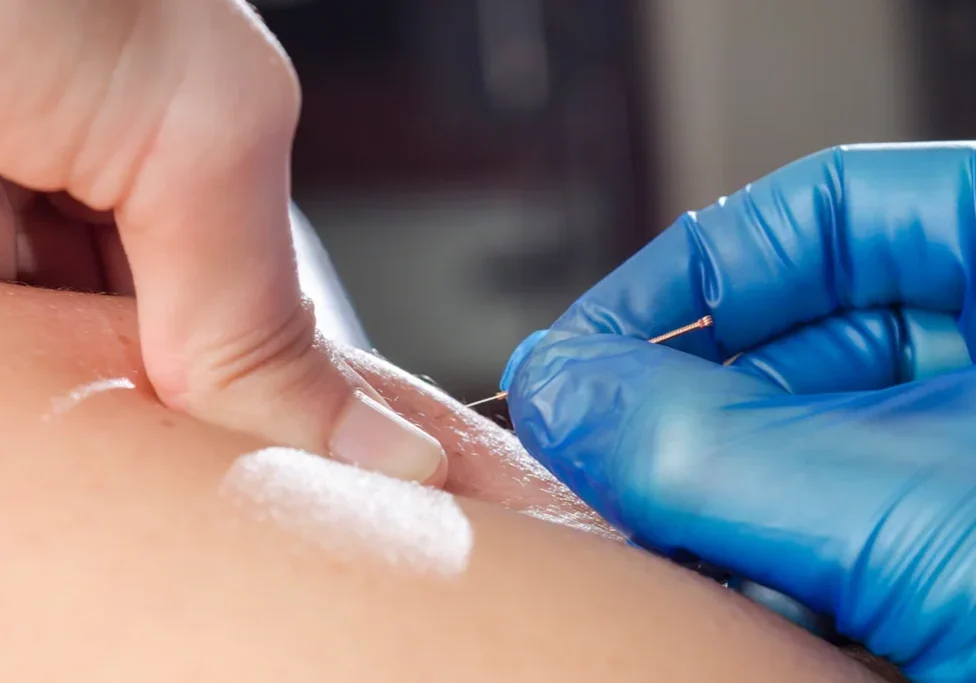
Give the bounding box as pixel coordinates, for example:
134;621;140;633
256;0;969;403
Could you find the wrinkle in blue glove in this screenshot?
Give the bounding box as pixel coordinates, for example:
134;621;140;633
505;143;976;681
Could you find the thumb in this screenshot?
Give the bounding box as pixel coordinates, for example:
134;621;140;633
121;68;445;484
124;159;444;483
173;295;447;486
90;3;444;484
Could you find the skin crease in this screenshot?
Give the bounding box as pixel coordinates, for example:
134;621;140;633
0;281;891;682
342;346;624;541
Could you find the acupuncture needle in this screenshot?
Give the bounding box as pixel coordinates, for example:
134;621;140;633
465;314;717;409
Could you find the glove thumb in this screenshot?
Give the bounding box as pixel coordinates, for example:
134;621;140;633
508;331;780;530
507;331;880;617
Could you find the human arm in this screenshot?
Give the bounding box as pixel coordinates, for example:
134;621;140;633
0;282;885;682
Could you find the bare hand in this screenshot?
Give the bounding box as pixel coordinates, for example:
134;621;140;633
0;0;445;483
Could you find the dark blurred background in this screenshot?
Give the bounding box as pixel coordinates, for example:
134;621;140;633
255;0;969;403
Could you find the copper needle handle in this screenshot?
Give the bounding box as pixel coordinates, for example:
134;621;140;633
465;315;715;409
648;315;713;344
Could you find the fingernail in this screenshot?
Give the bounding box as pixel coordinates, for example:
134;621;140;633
330;390;445;482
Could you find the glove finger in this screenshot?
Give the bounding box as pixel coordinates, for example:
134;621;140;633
684;306;964;639
509;332;783;534
548;143;976;361
508;333;976;620
733;308;970;393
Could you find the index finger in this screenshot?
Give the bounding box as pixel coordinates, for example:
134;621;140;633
551;143;976;361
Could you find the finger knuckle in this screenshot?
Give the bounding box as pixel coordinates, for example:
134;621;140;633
220;0;302;138
198;297;321;400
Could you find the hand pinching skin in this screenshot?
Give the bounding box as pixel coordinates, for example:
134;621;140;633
0;0;445;484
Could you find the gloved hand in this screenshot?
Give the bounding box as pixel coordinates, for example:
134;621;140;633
0;0;444;483
504;143;976;681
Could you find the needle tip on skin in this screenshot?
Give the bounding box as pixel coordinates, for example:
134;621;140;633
465;392;508;409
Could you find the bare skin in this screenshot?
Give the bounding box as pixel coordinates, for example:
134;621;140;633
0;281;887;682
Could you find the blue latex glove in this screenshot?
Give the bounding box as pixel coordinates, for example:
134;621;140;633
504;143;976;681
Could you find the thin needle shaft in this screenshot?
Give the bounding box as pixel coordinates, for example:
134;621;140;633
464;392;508;409
465;314;715;408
